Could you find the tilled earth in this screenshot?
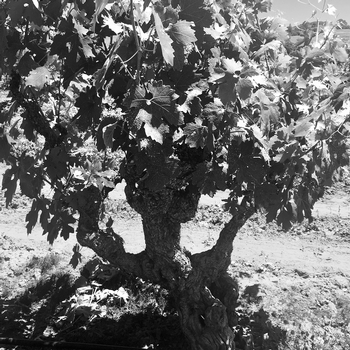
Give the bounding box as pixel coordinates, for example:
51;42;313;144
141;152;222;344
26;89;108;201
0;163;350;349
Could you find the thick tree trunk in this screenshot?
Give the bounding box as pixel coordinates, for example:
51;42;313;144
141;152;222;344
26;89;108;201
176;273;238;350
174;211;253;350
75;184;254;350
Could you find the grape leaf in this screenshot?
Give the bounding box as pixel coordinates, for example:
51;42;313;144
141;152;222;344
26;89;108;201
222;58;242;74
237;78;254;100
178;88;203;113
134;108;170;144
184;122;207;148
17;52;38;77
0;134;11;161
153;11;174;66
79;35;94;59
25;67;50;90
102;121;119;148
70;244;82;269
218;80;237;106
253;40;281;58
143;0;152;11
173;41;185;71
92;0;112;30
168;20;197;46
204;23;228;40
44;0;63;23
149;84;180;125
156;5;179;28
177;0;212;28
202;101;225;123
131;83;181;126
166;65;200;92
50;33;71;58
26;197;50;234
75;87;102;129
144;122;169;144
332;46;348;63
26;199;39;234
44;147;70;182
305;48;325;61
44;210;75;244
260;104;280;135
8;0;43;27
191;161;227;196
39;198;50;233
103;14;125;35
46;215;60;244
273;141;298;163
60;211;76;240
2;166;18;207
293;120;314;138
19;171;42;198
20;114;35;141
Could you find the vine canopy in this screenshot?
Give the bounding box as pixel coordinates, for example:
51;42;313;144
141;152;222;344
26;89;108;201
0;0;349;244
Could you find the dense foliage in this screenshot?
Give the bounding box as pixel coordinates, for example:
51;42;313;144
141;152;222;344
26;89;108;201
0;0;350;347
1;0;349;234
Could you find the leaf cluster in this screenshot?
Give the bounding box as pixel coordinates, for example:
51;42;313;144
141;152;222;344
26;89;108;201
1;0;350;240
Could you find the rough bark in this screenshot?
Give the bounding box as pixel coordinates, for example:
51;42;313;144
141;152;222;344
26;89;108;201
176;209;254;350
75;185;158;283
74;182;254;350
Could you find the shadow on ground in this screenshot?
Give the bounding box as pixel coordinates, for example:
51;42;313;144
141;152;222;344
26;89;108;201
0;274;75;340
0;269;289;350
235;284;288;350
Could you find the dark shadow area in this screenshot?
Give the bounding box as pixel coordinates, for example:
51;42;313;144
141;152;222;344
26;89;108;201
0;261;190;350
0;265;289;350
0;273;76;349
60;310;190;349
73;260;190;349
235;284;288;350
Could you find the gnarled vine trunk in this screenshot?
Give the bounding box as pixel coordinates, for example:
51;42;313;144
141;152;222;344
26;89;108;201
75;182;253;350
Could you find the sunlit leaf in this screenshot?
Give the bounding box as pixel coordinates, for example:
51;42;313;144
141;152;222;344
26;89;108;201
222;58;242;74
79;35;94;59
25;67;50;90
131;83;181;126
153;11;174;66
325;4;337;16
103;14;125;34
168;20;197;46
253;40;281;58
333;46;348;63
92;0;113;30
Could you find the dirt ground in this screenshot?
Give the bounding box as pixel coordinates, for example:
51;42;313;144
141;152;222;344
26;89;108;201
0;162;350;349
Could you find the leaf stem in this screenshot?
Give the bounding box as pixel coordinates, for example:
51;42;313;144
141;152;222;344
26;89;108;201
320;21;339;49
130;0;142;85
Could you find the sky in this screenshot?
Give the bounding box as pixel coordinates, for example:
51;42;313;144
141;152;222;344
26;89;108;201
266;0;350;24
